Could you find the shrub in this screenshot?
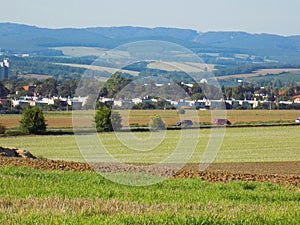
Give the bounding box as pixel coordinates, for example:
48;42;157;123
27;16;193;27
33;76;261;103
95;107;122;132
150;115;166;131
0;123;6;134
19;107;47;134
4;130;25;136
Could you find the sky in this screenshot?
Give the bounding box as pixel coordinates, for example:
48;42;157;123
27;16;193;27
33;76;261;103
1;0;300;36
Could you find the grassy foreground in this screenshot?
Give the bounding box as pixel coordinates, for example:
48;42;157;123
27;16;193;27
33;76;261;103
0;166;299;224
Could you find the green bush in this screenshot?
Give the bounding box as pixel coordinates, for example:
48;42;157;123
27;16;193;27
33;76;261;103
150;115;166;131
19;107;47;134
0;123;6;134
95;107;122;132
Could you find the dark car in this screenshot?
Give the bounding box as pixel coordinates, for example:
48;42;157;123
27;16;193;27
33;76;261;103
176;120;193;126
213;118;231;125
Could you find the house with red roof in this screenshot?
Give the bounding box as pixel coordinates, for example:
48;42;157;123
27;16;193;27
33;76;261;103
292;95;300;103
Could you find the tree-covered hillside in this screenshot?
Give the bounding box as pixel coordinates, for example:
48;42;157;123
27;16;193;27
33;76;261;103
1;23;300;63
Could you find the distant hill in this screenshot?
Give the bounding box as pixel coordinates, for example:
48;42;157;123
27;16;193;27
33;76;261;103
1;23;300;63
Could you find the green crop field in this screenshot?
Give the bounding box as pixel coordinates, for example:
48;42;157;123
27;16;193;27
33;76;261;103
0;166;299;224
1;126;299;163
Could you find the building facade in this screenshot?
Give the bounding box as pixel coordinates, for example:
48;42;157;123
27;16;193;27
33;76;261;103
0;59;9;79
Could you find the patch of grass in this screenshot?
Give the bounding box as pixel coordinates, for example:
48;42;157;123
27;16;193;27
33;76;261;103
0;166;299;224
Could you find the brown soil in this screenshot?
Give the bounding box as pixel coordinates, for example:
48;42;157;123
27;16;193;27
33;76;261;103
0;157;299;187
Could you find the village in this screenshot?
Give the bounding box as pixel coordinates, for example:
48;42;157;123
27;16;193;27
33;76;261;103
8;85;300;111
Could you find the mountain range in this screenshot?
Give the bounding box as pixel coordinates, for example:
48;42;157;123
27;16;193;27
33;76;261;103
1;23;300;63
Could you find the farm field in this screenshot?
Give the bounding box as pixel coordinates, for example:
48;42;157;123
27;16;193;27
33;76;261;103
1;125;300;224
216;68;300;79
1;110;299;129
52;46;130;58
246;71;300;84
54;63;139;77
0;126;299;164
146;61;215;72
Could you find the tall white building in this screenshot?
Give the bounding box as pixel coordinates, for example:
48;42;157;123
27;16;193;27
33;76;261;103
0;59;9;79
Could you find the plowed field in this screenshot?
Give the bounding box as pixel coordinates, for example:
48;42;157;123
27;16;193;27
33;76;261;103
0;157;299;187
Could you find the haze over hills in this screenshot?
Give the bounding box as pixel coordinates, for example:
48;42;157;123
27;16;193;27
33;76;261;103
1;23;300;64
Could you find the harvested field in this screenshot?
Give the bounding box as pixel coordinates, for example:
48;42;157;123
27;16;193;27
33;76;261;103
217;68;300;80
54;63;139;77
147;61;215;72
0;157;299;187
1;110;299;128
0;112;76;128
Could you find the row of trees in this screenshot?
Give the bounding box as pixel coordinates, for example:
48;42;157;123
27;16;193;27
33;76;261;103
0;78;79;98
100;74;300;102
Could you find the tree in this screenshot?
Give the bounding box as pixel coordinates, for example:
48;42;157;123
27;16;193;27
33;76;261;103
190;83;202;96
191;92;206;100
103;73;131;98
20;107;47;134
58;79;78;97
150;115;166;131
95;107;122;132
0;82;9;98
35;78;58;97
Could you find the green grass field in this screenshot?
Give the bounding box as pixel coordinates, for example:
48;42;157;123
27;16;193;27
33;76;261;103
1;126;300;224
1;126;299;163
0;166;299;224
